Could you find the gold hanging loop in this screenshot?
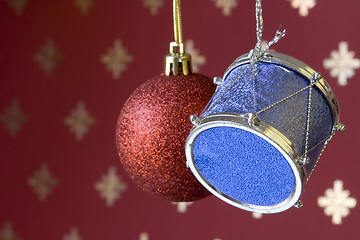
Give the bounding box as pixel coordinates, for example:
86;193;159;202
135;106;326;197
173;0;182;45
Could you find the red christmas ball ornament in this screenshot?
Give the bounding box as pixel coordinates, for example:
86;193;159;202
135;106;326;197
116;71;215;201
116;0;215;201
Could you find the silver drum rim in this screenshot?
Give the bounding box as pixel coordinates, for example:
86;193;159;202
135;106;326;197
185;113;305;214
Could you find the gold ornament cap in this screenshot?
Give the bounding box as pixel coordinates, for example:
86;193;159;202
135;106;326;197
164;42;192;76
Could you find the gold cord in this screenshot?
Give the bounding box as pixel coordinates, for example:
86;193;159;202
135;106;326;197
303;78;314;158
306;131;335;181
173;0;183;45
255;81;317;115
252;64;258;113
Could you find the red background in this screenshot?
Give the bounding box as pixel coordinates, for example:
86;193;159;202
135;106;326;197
0;0;359;239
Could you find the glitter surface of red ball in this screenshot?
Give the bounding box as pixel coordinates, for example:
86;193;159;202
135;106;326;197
116;73;216;202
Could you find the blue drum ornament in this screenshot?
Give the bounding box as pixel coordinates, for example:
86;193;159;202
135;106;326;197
185;51;344;213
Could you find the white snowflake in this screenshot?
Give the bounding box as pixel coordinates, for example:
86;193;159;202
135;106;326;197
288;0;316;16
73;0;94;15
0;222;20;240
139;232;149;240
323;41;360;86
64;101;95;141
212;0;238;16
143;0;163;15
28;163;58;202
172;202;193;213
34;39;63;76
101;39;133;79
64;228;82;240
6;0;28;16
94;167;127;207
0;99;28;137
185;40;206;73
252;212;263;219
318;180;357;225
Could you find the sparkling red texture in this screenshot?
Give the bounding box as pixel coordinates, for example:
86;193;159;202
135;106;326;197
116;73;216;202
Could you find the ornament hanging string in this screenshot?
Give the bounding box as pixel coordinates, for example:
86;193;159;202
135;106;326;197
251;0;286;62
171;0;185;53
254;0;264;55
173;0;183;45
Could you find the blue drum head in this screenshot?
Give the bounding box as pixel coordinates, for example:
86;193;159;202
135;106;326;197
194;126;294;206
185;114;304;213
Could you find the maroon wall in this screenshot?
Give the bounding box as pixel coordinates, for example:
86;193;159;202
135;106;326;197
0;1;359;239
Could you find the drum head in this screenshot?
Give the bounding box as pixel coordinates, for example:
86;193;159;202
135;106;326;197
185;114;304;213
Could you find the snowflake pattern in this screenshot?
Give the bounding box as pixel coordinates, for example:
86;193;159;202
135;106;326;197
95;167;127;207
63;228;82;240
143;0;164;15
0;222;20;240
101;39;133;79
0;1;360;239
172;202;193;213
288;0;316;17
185;40;206;73
6;0;28;16
212;0;238;16
34;39;63;76
64;101;95;141
252;212;263;219
28;163;58;202
139;232;149;240
318;180;357;225
73;0;94;15
323;41;360;86
0;99;27;137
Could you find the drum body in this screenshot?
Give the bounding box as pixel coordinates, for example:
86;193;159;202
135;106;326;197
185;52;339;213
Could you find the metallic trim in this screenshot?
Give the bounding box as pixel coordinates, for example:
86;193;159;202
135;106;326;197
334;122;346;132
189;114;201;127
164;42;192;76
223;52;340;122
213;77;223;85
185;113;306;214
294;200;304;208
